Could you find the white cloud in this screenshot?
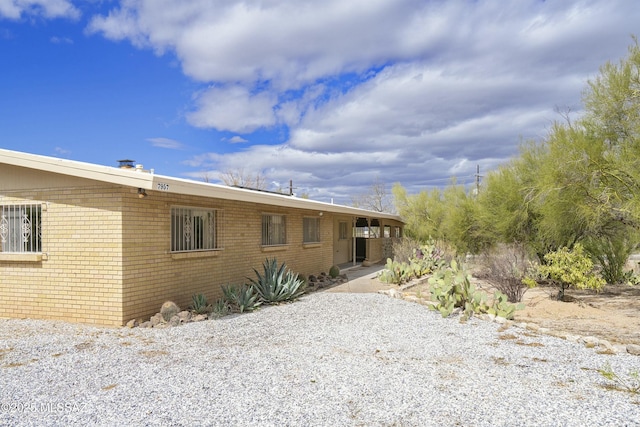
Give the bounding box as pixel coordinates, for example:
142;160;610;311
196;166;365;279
228;136;248;144
147;137;184;149
186;85;277;133
0;0;80;20
87;0;640;202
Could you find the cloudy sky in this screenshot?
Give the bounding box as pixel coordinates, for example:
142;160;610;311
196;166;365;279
1;0;639;204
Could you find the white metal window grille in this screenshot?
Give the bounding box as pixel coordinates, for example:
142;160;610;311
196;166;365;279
395;226;401;238
0;203;42;253
384;226;391;238
171;207;218;252
303;217;320;243
262;214;286;246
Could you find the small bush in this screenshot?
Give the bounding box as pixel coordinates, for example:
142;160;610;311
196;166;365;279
584;236;636;285
392;237;424;263
525;243;605;300
476;244;537;303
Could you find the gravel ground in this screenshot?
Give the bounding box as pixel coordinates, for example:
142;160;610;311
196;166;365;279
1;292;639;427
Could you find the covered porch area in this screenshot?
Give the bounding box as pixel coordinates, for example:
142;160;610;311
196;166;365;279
332;215;403;268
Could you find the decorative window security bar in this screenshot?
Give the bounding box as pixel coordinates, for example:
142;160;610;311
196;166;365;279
170;207;219;252
0;203;42;253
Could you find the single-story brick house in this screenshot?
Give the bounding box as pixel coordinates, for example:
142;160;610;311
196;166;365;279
0;148;403;326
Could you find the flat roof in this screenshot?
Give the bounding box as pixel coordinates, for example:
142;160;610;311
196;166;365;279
0;148;403;222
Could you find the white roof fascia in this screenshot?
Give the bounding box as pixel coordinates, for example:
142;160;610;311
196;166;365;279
0;148;402;222
151;174;403;221
0;148;154;189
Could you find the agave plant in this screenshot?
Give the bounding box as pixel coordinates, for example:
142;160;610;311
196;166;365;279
190;293;211;315
222;284;261;313
210;298;231;318
249;258;305;303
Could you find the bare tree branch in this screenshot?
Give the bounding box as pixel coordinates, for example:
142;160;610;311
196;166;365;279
219;168;267;190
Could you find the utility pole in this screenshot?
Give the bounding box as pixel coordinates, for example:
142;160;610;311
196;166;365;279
475;165;482;196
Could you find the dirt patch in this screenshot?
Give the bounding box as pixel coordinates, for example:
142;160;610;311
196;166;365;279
399;278;640;346
514;284;640;346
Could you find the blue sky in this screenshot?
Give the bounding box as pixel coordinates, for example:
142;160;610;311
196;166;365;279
1;0;639;204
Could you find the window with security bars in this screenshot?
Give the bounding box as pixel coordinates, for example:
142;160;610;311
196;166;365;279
395;226;402;238
0;203;42;253
262;214;286;246
303;217;320;243
171;207;219;252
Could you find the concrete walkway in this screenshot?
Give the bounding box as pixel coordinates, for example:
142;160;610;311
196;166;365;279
324;263;396;293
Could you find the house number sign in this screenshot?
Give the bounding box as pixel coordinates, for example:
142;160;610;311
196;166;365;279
157;182;170;191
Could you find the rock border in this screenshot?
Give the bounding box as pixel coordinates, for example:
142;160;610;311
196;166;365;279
379;278;640;357
125;272;349;329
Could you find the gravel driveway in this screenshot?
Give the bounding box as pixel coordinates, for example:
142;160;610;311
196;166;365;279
1;292;639;426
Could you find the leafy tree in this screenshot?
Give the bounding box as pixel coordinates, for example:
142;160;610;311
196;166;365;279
392;183;446;242
440;183;491;254
477;146;546;256
394;38;640;265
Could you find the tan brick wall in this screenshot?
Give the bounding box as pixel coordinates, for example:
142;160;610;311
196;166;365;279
0;185;123;326
1;166;404;326
120;190;336;323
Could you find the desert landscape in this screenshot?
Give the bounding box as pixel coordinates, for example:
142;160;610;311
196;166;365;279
399;278;640;347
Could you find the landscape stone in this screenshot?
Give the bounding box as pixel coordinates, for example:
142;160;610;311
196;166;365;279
627;344;640;355
581;336;600;346
612;345;627;354
169;315;181;327
150;313;164;327
126;319;138;328
177;311;192;323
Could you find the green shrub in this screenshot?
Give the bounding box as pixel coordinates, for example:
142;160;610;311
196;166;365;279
624;270;640;286
525;243;605;300
249;258;305;303
584;236;636;285
329;265;340;278
222;284;261;313
189;293;212;315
